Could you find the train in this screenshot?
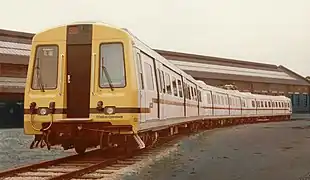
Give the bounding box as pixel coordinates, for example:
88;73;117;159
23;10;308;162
24;22;292;154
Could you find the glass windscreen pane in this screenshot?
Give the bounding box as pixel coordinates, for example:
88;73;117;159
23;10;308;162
99;43;126;88
31;46;58;89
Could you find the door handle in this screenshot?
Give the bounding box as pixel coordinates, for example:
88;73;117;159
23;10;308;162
68;75;71;84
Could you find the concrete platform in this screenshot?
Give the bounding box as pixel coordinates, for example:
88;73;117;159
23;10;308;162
292;113;310;120
123;120;310;180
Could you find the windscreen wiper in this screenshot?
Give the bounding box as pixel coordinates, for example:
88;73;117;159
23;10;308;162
35;58;45;92
101;58;114;91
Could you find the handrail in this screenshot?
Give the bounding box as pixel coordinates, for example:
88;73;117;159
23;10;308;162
59;54;64;96
91;53;96;95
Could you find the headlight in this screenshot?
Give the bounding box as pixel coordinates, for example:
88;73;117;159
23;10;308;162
38;108;48;115
105;107;115;114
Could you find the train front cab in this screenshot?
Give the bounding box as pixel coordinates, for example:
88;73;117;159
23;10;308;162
24;23;143;152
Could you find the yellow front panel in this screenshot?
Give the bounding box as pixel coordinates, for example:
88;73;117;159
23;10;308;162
24;26;67;135
24;23;140;135
89;25;139;133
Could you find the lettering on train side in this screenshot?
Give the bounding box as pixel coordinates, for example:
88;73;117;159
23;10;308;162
96;115;123;119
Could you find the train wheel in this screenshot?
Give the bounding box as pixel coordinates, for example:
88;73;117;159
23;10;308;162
74;144;86;154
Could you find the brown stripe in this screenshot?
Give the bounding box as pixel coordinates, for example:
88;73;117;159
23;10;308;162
89;107;150;114
24;107;150;115
202;107;290;111
24;108;66;114
152;98;186;106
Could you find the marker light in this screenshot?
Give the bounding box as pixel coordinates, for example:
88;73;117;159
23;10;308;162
49;102;55;114
38;108;48;115
97;101;103;111
105;107;115;115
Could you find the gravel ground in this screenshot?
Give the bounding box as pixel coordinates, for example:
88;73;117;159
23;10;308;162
123;120;310;180
0;128;75;171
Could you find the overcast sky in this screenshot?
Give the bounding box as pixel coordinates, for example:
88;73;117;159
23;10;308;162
1;0;309;76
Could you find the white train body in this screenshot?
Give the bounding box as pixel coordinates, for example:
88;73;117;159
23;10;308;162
128;28;292;131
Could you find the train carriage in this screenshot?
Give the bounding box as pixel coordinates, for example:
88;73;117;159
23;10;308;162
24;21;292;154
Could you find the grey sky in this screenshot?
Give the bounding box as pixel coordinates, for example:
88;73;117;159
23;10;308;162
1;0;309;76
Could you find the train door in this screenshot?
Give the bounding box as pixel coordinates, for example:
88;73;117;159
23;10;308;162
135;51;146;123
141;52;158;121
66;44;92;118
155;62;165;120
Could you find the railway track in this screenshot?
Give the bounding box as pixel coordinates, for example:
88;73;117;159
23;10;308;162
0;146;147;180
0;119;288;180
0;135;180;180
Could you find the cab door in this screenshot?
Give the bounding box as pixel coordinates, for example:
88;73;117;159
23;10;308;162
135;50;146;123
140;52;158;121
155;61;165;120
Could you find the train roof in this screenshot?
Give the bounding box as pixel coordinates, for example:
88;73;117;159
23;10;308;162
123;29;199;84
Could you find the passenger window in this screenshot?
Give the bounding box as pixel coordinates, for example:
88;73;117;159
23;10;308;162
99;43;126;88
144;62;154;90
207;94;211;104
265;101;268;107
136;53;144;90
156;69;162;93
183;83;188;99
188;86;191;100
185;84;189;99
261;101;264;107
165;73;172;95
191;87;194;100
252;101;255;107
268;101;271;107
213;95;217;104
193;88;197;101
160;70;165;93
198;90;202;102
177;79;183;98
172;76;178;97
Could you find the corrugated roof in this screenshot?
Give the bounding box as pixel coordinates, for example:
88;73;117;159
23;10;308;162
0;29;33;39
0;77;25;88
0;40;31;56
157;50;310;86
170;60;295;80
